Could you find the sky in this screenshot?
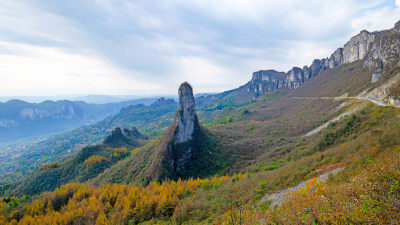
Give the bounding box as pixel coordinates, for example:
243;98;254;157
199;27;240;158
0;0;399;97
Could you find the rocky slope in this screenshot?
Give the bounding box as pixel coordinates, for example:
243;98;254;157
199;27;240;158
246;20;400;97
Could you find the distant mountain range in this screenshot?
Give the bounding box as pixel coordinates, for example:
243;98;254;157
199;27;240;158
0;95;167;104
0;98;168;144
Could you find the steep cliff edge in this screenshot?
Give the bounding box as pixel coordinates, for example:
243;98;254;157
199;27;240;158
246;20;400;98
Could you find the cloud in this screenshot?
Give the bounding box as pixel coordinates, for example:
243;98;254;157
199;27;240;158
351;4;400;34
0;0;398;97
0;41;159;96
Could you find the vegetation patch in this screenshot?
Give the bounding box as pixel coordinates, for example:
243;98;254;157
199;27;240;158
84;155;106;168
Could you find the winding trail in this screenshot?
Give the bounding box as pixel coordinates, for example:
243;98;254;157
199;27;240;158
291;95;398;137
290;96;392;107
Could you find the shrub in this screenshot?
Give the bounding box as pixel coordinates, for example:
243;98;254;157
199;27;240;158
39;162;59;170
84;155;106;168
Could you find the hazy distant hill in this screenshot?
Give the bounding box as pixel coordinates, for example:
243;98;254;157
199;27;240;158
0;98;166;144
71;95;165;105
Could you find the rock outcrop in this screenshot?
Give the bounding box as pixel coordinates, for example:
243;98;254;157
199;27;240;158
103;127;144;147
149;82;203;180
123;127;147;140
175;83;198;143
247;70;286;96
247;20;400;97
342;30;377;64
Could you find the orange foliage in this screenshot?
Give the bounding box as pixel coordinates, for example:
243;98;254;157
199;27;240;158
113;147;128;154
0;174;248;224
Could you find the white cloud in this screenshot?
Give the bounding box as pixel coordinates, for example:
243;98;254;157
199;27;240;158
0;41;159;96
396;0;400;7
351;6;400;35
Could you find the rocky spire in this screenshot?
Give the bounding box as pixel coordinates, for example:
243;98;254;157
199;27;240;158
175;82;197;143
145;82;219;181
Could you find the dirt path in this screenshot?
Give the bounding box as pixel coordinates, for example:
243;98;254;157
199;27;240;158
304;104;361;137
290;96;394;107
260;167;344;206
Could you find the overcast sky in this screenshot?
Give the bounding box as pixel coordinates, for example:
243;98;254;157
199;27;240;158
0;0;399;96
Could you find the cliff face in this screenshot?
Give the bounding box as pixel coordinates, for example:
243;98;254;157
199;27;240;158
247;20;400;97
247;70;286;96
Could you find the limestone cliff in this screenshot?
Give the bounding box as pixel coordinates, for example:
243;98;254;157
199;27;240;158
247;70;286;96
246;20;400;97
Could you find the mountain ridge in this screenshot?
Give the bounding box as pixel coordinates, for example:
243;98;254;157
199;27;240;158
244;20;400;98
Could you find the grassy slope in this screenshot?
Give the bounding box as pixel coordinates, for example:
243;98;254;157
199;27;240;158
170;103;400;224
